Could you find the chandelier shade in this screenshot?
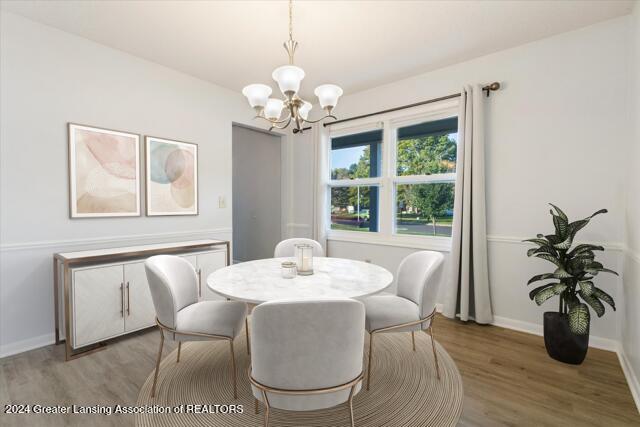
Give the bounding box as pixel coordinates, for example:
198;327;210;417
299;101;312;120
264;98;285;120
242;0;342;133
272;65;306;95
314;84;344;110
242;84;272;108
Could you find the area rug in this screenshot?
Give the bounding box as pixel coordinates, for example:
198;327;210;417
136;330;463;426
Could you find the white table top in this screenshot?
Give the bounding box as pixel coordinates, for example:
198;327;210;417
55;239;226;260
207;257;393;304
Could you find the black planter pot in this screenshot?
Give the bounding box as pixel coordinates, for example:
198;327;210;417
543;311;589;365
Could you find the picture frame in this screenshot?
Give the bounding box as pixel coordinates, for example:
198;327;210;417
68;123;141;218
145;136;199;216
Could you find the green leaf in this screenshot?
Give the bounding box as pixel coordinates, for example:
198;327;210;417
552;214;569;239
527;273;556;285
553;234;573;250
568;303;590;335
578;281;594;296
523;238;550;247
534;253;562;267
534;283;567;305
593;287;616;311
598;268;619;276
528;283;556;300
568;244;605;257
549;203;568;222
553;267;573;279
578;290;605;317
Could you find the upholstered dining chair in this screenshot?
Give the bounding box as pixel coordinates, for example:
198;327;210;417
273;238;325;258
361;251;445;390
249;298;365;427
145;255;248;399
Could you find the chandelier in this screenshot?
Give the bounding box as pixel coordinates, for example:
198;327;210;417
242;0;343;134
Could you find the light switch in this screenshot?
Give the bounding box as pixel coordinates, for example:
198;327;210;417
218;196;226;208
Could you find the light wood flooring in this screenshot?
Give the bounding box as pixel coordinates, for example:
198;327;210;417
0;316;638;426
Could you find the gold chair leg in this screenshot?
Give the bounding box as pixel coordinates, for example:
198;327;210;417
347;384;356;427
229;339;238;399
245;317;251;356
255;398;259;414
151;328;165;398
411;331;416;352
366;332;374;391
429;324;440;380
261;390;271;427
176;342;182;363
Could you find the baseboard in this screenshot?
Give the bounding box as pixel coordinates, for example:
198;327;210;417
0;333;55;359
617;345;640;413
491;315;618;351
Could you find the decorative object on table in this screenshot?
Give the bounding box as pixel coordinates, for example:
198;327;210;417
274;238;325;258
241;0;342;134
280;261;297;279
524;204;617;364
67;123;140;218
145;136;198;216
295;243;314;275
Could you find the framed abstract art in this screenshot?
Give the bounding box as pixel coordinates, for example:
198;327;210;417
145;136;198;216
68;123;141;218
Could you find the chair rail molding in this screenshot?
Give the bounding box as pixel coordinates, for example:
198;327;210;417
0;228;233;252
486;235;625;251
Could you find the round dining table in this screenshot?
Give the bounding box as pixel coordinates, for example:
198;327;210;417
207;257;393;304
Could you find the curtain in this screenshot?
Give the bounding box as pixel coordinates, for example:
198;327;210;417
312;124;329;254
442;85;493;324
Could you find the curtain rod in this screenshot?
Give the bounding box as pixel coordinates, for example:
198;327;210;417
323;82;501;128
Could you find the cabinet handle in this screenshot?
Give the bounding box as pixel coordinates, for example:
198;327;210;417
120;282;124;317
197;269;202;297
126;281;131;316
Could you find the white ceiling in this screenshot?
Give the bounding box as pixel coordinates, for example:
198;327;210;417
1;0;634;100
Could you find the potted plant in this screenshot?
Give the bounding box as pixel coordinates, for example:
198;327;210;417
524;204;617;364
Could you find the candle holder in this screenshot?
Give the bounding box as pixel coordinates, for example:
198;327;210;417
281;261;297;279
295;243;314;276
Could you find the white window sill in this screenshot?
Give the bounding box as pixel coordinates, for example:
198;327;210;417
327;231;452;252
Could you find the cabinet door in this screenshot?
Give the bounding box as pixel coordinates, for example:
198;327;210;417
124;262;156;332
72;265;124;348
197;251;227;301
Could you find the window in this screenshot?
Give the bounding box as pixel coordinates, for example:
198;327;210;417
394;118;458;237
329;130;382;232
326;104;458;249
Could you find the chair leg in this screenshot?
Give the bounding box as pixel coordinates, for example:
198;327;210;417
261;390;271;427
411;331;416;352
366;332;374;391
245;317;251;356
429;324;440;380
255;398;259;414
176;342;182;363
347;384;356;427
229;339;238;399
151;328;165;398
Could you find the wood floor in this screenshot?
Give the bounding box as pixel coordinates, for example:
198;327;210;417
0;316;638;426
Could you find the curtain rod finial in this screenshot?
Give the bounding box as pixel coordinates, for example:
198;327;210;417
484;82;501;97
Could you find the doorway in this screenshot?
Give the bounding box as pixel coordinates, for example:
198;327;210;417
232;125;282;262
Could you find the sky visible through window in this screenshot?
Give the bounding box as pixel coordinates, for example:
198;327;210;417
331;146;367;173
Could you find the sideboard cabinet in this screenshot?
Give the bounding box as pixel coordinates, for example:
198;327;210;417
54;240;230;360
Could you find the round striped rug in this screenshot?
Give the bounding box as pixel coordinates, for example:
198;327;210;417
136;331;463;427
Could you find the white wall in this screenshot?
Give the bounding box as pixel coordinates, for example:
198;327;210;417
620;2;640;410
291;17;631;346
0;12;258;356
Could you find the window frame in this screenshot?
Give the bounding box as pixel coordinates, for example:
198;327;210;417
325;100;459;252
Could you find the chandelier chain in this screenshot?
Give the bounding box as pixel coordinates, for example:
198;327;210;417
289;0;293;41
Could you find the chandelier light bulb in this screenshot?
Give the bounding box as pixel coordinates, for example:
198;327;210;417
272;65;305;96
264;98;285;120
242;84;272;108
314;84;343;110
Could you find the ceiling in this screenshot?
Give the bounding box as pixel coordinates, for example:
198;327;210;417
1;0;634;100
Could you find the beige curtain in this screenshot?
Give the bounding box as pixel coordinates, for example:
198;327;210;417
442;85;493;324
